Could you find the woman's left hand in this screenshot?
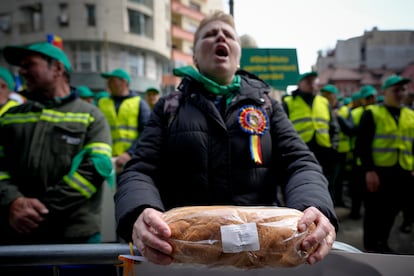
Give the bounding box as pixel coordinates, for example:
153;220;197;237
297;206;336;265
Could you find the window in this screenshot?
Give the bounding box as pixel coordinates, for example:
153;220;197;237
165;3;170;21
189;2;201;12
0;13;12;33
94;46;101;72
361;46;366;62
166;30;171;48
128;9;153;38
71;44;102;72
58;3;69;27
19;3;43;34
136;53;145;77
174;60;187;69
120;50;128;71
187;21;198;33
129;54;139;76
146;55;156;80
129;0;151;7
128;52;145;77
80;46;92;71
85;4;96;26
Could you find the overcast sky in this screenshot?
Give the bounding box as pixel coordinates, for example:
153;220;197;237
226;0;413;74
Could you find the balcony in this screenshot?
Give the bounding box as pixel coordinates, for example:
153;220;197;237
171;0;204;21
172;24;194;42
172;48;193;65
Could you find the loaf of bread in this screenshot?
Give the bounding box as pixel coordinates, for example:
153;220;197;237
163;206;317;269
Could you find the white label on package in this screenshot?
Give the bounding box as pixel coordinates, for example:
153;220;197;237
220;222;260;253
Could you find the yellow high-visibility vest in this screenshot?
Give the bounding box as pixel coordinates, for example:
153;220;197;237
370;105;414;170
284;95;331;147
352;105;376;165
0;99;19;116
99;96;140;156
337;105;352;153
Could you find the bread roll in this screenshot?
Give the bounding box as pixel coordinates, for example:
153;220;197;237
163;206;317;269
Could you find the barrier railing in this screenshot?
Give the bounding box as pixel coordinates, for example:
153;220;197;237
0;243;131;267
0;241;361;267
0;241;364;276
3;242;413;276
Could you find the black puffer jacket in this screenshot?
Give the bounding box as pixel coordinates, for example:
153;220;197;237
115;71;338;241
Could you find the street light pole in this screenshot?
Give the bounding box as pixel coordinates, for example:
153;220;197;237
229;0;234;17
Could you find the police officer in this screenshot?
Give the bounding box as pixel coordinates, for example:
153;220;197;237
0;66;20;116
320;84;354;207
349;85;378;219
0;42;113;245
144;87;161;110
356;75;413;253
77;85;95;104
283;73;339;190
98;68;151;174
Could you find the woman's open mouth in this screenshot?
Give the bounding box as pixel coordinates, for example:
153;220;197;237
215;45;229;57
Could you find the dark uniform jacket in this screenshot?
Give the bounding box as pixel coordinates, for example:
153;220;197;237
0;90;112;244
115;71;338;241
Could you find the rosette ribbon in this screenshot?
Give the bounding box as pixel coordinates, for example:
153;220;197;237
238;105;269;164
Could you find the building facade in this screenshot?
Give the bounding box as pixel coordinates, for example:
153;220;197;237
316;28;414;97
163;0;224;92
0;0;224;94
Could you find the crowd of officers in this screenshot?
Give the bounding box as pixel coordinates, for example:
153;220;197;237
282;71;414;253
0;41;412;255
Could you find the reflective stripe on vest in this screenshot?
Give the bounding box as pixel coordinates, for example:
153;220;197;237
0;99;19;116
63;171;97;199
285;95;331;147
0;171;10;180
370;105;414;170
84;142;113;158
1;109;94;126
98;96;140;156
337;105;352;153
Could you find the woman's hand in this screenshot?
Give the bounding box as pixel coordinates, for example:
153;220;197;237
133;206;336;266
297;206;336;265
132;208;173;265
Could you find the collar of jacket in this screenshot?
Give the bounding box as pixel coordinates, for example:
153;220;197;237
177;71;271;107
292;89;315;104
23;86;78;108
111;90;137;101
234;71;271;106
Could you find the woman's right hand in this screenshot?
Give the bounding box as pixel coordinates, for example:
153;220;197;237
132;208;173;265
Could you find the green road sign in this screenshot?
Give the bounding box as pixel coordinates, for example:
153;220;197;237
240;48;299;90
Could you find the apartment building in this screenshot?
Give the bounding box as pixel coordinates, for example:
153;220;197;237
0;0;224;94
163;0;224;92
316;28;414;97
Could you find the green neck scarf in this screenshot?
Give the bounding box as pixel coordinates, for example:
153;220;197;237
173;66;241;106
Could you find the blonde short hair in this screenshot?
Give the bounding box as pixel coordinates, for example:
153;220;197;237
193;10;239;50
